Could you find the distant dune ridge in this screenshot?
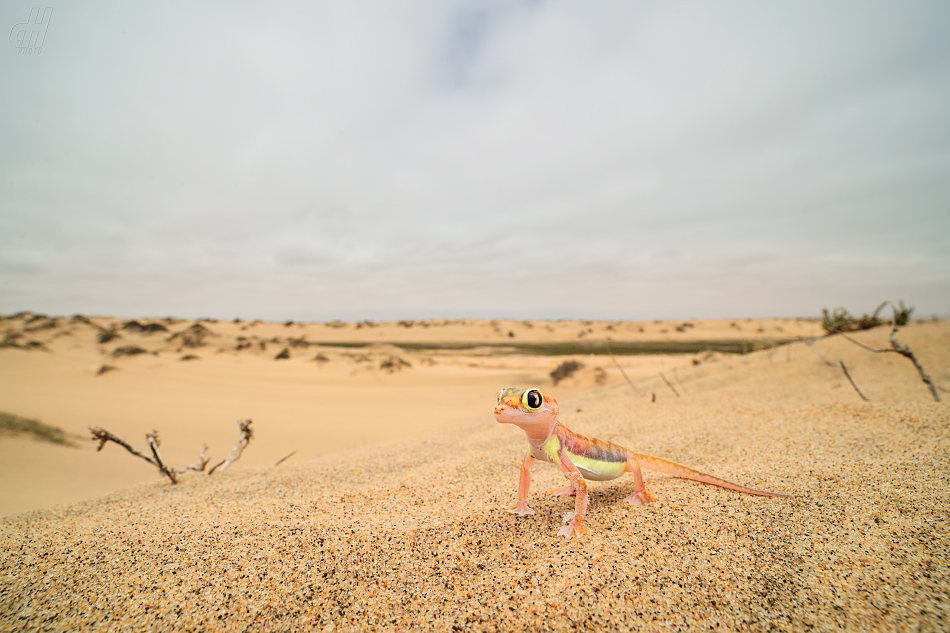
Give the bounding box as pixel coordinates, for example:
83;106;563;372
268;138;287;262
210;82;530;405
1;314;948;630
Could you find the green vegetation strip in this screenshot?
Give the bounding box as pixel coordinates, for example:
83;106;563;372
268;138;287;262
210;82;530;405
0;411;76;446
313;339;795;356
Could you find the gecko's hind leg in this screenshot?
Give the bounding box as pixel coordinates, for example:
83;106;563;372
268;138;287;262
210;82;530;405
623;453;658;505
549;484;576;497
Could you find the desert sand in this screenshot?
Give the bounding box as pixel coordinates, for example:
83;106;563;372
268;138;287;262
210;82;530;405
1;314;948;631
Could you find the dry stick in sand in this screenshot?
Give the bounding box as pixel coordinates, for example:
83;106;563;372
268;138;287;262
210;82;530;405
658;371;680;397
91;422;245;484
838;362;870;402
208;419;254;474
90;427;180;484
146;431;179;484
801;338;870;402
604;343;644;396
274;450;297;467
179;443;209;474
840;308;940;402
672;366;688;395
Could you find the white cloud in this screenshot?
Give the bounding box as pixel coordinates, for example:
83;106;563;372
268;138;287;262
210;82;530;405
1;0;948;319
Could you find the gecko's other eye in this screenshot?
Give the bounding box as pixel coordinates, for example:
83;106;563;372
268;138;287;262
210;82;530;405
522;389;543;410
497;388;506;403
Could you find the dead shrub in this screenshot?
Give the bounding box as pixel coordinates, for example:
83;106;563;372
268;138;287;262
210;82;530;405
550;360;584;385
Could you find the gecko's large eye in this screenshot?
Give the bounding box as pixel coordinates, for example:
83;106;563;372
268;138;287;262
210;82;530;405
521;389;543;410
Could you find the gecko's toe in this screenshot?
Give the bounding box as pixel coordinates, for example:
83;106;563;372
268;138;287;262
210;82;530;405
623;490;658;506
556;520;589;539
507;503;536;516
549;485;576;497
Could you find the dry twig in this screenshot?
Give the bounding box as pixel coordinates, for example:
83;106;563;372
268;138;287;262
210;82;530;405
146;431;178;484
838;362;869;402
840;304;940;403
91;420;252;484
89;427;181;484
658;372;680;397
208;419;254;474
274;450;297;467
802;338;871;402
177;443;209;474
604;344;643;396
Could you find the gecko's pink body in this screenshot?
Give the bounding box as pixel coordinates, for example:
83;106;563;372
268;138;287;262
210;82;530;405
494;387;791;538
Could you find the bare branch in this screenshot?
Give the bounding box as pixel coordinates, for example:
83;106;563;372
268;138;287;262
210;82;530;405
838;304;940;402
604;344;643;396
886;319;940;402
146;431;178;484
838;362;869;402
802;339;870;401
840;334;887;354
209;419;254;475
92;420;254;484
176;443;209;474
274;450;297;467
89;427;157;465
658;372;680;397
801;337;835;366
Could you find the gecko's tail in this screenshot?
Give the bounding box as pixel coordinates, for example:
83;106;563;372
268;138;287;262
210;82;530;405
629;452;792;498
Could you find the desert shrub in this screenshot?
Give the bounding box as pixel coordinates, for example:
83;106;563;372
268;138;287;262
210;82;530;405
0;332;22;348
550;360;584;385
167;323;215;348
122;320;146;332
380;356;411;372
821;301;914;335
0;411;75;446
112;345;148;357
97;329;121;344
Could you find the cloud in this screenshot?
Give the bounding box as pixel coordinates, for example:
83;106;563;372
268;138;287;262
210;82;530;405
1;0;948;319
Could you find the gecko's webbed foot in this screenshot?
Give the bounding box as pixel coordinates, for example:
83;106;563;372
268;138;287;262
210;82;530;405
508;502;536;516
556;518;589;539
549;485;576;497
623;490;658;506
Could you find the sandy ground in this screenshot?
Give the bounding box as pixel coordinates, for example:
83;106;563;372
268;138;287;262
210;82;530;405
0;314;818;517
1;316;948;631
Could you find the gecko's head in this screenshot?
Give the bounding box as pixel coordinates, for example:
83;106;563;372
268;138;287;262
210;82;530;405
494;387;559;437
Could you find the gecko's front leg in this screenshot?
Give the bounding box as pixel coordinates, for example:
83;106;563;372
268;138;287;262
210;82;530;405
508;452;536;516
556;452;589;538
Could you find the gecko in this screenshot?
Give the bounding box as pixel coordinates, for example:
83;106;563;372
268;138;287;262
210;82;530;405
494;387;791;538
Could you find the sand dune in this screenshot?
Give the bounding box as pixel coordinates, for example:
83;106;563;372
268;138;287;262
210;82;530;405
1;316;948;631
0;314;820;517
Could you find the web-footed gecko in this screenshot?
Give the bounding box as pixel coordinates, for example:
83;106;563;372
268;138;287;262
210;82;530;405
495;387;791;538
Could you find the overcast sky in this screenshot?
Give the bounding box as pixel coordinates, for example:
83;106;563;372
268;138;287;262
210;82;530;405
2;1;948;320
